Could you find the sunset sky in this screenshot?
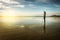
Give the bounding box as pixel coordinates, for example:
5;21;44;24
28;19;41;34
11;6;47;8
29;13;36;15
0;0;60;16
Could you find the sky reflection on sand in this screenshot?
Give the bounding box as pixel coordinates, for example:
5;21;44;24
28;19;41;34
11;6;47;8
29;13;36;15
0;17;60;29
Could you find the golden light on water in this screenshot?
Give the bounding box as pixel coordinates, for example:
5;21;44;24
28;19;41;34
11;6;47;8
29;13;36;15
1;16;16;23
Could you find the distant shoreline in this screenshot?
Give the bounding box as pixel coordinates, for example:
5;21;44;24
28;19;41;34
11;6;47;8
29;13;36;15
0;16;60;17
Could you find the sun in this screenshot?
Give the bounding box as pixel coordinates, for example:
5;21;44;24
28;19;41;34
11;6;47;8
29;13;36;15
1;9;18;23
2;9;18;16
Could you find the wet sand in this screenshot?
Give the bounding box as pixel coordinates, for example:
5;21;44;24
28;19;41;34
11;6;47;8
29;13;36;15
0;17;60;40
0;25;60;40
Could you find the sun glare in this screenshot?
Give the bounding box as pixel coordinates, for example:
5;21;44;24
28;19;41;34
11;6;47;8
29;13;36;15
2;9;18;16
1;9;18;23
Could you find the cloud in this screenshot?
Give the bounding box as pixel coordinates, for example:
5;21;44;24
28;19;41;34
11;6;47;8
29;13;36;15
25;0;60;5
36;0;49;3
24;0;50;3
0;2;10;9
0;0;25;9
12;5;25;8
0;0;60;9
28;4;37;8
0;3;2;7
53;4;60;8
50;0;60;5
25;0;35;2
0;0;20;4
37;0;60;5
2;6;10;8
9;1;20;4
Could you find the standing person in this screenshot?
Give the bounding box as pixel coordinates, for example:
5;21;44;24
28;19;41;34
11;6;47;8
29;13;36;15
44;11;46;34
